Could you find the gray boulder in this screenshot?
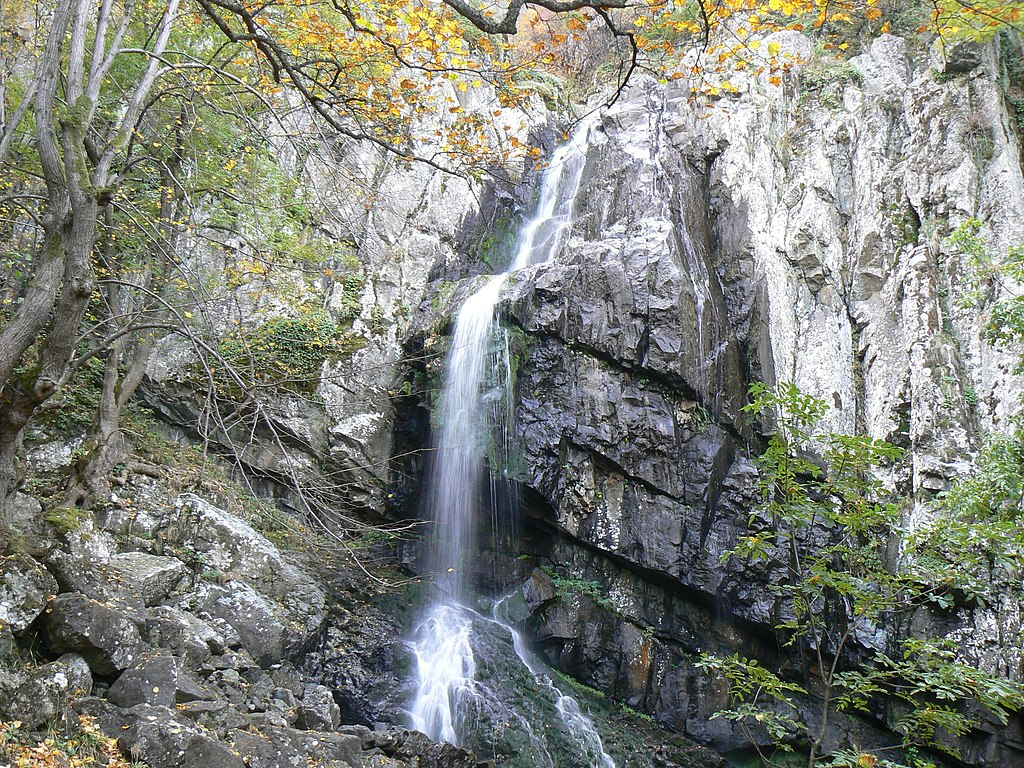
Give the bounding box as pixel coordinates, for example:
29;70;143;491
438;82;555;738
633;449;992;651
106;552;188;606
0;553;58;633
43;592;147;675
109;655;178;708
298;683;341;731
119;705;246;768
173;494;311;600
141;606;223;669
45;524;149;607
192;580;324;667
44;520;185;607
0;653;92;728
365;729;479;768
82;700;245;768
230;726;362;768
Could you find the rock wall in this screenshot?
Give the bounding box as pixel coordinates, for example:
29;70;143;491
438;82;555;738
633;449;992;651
402;32;1024;764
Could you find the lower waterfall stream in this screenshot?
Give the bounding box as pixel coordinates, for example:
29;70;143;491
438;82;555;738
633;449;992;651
409;115;617;767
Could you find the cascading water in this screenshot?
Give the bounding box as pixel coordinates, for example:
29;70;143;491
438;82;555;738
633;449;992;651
410;114;615;767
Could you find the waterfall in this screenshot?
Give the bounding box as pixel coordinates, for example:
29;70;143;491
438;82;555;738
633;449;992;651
410;114;615;767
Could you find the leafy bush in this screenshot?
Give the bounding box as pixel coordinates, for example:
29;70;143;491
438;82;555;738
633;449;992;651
947;218;1024;374
697;383;1024;767
912;430;1024;601
218;308;360;393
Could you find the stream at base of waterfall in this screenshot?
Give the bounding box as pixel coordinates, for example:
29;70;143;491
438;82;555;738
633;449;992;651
408;114;617;768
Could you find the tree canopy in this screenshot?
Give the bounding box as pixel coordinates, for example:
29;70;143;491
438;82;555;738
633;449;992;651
0;0;1021;527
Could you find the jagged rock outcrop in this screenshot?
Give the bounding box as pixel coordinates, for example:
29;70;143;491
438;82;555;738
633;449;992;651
139;97;537;522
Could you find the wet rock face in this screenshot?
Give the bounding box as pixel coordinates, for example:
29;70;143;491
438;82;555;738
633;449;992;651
507;116;748;428
509;337;777;612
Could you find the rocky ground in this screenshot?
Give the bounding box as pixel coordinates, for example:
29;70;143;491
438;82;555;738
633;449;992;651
0;464;482;768
0;436;724;768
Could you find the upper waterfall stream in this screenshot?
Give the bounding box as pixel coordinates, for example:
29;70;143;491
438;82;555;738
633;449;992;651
409;115;616;767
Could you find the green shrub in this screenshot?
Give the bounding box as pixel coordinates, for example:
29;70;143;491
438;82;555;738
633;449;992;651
218;308;360;393
697;383;1024;767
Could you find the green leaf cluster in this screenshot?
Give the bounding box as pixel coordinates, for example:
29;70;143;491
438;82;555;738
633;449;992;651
911;430;1024;603
540;566;615;612
701;383;1024;767
218;308;360;394
947;219;1024;374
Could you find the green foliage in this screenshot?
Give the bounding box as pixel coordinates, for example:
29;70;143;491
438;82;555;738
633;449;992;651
799;46;863;110
513;69;569;112
999;30;1024;142
802;58;864;90
553;669;607;700
887;203;920;246
694;654;807;746
620;702;655;724
688;402;716;433
541;566;615;612
480;324;532;480
946;219;1024;375
34;357;105;434
963;387;979;407
335;270;366;325
218;308;360;393
503;324;533;401
476;215;518;272
932;68;968;83
430;280;458;316
911;430;1024;602
701;383;1023;767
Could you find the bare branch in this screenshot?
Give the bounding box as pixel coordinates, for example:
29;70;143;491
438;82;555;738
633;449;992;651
442;0;626;35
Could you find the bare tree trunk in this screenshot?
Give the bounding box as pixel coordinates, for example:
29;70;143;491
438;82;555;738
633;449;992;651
0;387;34;521
66;317;156;507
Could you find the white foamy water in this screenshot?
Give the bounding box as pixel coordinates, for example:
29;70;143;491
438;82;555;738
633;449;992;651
409;113;615;766
409;603;476;743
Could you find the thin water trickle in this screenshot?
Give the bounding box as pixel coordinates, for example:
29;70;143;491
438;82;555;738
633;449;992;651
409;114;615;766
491;596;617;768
